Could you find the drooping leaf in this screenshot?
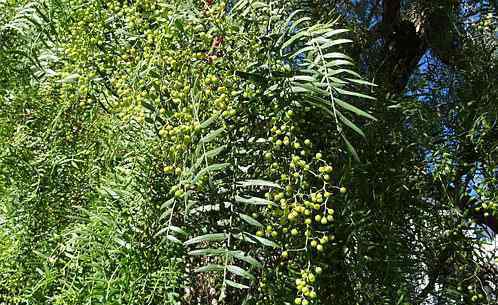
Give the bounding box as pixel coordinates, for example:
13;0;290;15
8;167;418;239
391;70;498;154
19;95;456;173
244;233;280;248
227;265;255;281
239;213;264;227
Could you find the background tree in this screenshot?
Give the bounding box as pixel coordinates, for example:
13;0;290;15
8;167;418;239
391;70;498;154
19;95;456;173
0;1;497;305
301;0;498;303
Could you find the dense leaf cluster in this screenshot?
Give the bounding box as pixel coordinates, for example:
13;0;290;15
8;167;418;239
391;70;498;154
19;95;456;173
1;1;497;305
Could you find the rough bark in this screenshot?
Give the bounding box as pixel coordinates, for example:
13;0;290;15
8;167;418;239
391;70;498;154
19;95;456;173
371;0;497;234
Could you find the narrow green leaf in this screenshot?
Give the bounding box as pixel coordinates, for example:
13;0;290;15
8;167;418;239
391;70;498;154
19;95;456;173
327;68;362;78
189;248;227;256
244;233;280;248
193;163;230;182
341;134;360;162
281;30;308;51
165;235;182;244
193;145;227;171
239;213;264;227
200;127;225;143
323;29;349;38
230;251;263;269
345;78;377;87
337;112;366;138
227;265;255;281
290;75;316;82
291;82;330;96
188;249;262;269
154;226;169;238
235;71;266;82
290;45;317;58
204;145;227;158
307;36;331;45
200;114;220;129
289;16;311;32
225;279;250;289
321;59;354;67
320;52;352;60
320;38;353;49
195;264;225;273
160;198;175;210
184;233;227;246
335;88;376;100
168;225;188;236
235;195;276;207
231;0;249;12
238;180;281;188
301;96;336;118
335;99;377;120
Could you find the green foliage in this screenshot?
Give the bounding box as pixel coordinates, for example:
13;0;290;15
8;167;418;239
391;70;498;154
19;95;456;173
1;0;496;305
0;0;375;303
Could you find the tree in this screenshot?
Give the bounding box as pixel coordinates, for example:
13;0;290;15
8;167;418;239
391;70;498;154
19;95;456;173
304;0;498;303
0;0;496;305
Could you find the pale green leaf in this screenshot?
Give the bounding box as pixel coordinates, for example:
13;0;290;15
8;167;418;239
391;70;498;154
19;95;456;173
239;213;264;227
200;127;225;143
184;233;227;246
238;180;281;188
244;233;280;248
227;265;255;281
235;195;276;206
225;279;250;289
195;264;225;273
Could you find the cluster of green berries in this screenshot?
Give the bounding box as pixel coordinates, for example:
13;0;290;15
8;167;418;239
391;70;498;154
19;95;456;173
254;119;350;303
293;267;324;305
474;201;497;218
